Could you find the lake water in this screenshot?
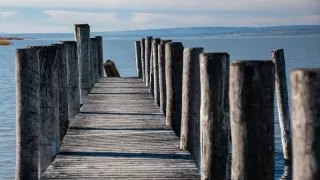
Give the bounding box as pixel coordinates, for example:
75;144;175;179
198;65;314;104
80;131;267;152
0;34;319;179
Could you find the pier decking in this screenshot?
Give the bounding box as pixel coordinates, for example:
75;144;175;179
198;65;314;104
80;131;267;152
41;77;200;179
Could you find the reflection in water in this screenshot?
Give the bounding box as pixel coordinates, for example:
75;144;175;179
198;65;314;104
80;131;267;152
280;165;292;180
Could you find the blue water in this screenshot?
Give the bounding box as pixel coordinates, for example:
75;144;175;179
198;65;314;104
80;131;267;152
0;35;319;179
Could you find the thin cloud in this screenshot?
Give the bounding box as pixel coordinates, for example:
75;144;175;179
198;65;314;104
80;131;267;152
0;11;18;20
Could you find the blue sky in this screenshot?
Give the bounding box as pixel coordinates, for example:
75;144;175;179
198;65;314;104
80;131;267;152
0;0;319;33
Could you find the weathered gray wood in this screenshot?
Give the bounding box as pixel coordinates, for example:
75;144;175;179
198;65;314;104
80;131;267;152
60;41;80;120
230;61;275;180
91;38;99;84
158;40;172;115
41;77;200;179
272;49;292;164
52;43;69;141
291;68;320;180
165;42;184;136
89;38;95;89
135;41;142;78
74;24;90;104
152;38;161;105
33;46;60;176
180;48;203;168
104;60;120;77
145;36;153;86
199;53;230;180
140;38;146;82
95;36;104;78
15;48;40;180
150;40;154;95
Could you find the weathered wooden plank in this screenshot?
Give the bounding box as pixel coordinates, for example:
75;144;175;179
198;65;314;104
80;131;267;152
41;77;200;179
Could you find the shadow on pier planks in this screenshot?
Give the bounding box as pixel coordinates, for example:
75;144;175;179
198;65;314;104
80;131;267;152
41;77;200;180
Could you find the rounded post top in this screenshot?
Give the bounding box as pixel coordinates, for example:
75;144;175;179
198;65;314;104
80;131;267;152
153;38;161;41
272;48;284;53
145;36;153;40
291;68;320;73
231;60;273;67
27;45;51;49
60;41;77;44
74;24;90;27
184;47;204;51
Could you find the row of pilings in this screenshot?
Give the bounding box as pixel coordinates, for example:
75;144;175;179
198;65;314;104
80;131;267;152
135;37;320;180
15;24;103;179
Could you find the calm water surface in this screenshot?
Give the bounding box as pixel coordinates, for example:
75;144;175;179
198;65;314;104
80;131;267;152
0;35;319;179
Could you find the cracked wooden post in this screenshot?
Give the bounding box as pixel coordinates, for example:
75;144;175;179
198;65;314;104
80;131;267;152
52;43;69;141
88;38;95;89
15;48;40;180
272;49;292;164
291;68;320;180
158;40;172;115
165;42;184;136
91;37;98;84
152;38;161;105
74;24;90;104
180;48;203;168
29;46;60;176
145;36;152;86
140;38;146;81
95;36;104;78
200;53;230;180
60;41;80;119
230;61;275;180
135;40;142;78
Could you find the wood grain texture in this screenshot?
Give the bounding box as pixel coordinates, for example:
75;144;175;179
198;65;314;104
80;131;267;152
94;36;104;78
140;38;146;82
41;77;200;180
291;69;320;180
230;61;275;180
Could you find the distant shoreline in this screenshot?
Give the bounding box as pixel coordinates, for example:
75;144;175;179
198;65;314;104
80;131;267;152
0;37;36;40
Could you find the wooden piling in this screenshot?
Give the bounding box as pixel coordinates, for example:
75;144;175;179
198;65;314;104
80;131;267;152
145;36;153;86
74;24;90;104
89;38;95;89
141;38;146;81
165;42;184;136
135;40;142;78
104;60;120;77
31;46;60;176
272;49;291;164
230;61;275;180
152;38;161;105
158;40;172;115
15;48;40;180
60;41;80;119
199;53;230;180
180;48;203;167
95;36;104;78
291;68;320;180
52;43;69;141
91;37;99;84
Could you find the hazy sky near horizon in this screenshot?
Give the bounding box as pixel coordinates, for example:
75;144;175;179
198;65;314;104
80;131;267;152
0;0;319;33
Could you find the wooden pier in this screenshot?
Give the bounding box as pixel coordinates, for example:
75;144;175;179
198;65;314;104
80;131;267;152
41;77;199;179
15;23;320;180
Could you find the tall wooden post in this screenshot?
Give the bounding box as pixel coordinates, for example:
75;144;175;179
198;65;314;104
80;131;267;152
272;49;291;164
230;61;275;180
145;36;153;86
61;41;80;119
90;37;98;84
180;48;203;168
291;68;320;180
158;40;172;115
152;38;161;105
31;46;60;176
165;42;184;136
74;24;90;104
15;48;40;180
135;40;142;78
52;43;69;141
140;38;146;81
200;53;230;180
95;36;104;78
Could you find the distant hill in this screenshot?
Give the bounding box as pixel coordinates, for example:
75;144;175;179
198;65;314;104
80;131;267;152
95;25;320;38
6;25;320;39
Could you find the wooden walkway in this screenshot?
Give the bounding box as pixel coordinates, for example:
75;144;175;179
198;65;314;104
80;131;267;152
41;77;200;179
